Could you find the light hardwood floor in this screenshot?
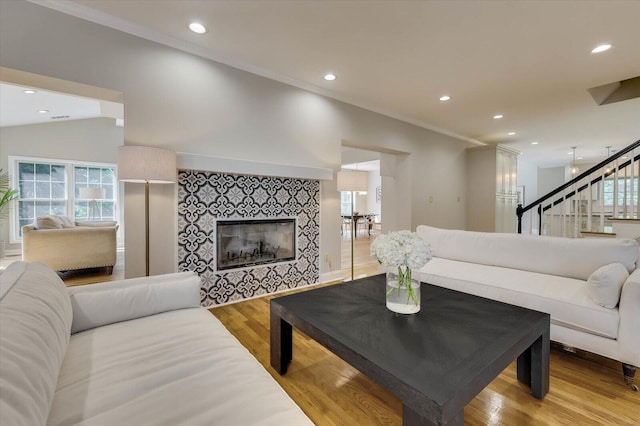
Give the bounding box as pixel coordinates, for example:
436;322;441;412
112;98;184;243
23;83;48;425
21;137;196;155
341;229;381;280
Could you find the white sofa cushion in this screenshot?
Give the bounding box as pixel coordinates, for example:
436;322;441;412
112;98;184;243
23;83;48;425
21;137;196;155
416;225;639;280
587;263;628;309
69;273;201;334
418;257;620;339
0;262;72;426
48;308;313;426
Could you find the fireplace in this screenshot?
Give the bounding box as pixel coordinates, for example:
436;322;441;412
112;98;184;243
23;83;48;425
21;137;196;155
216;218;296;271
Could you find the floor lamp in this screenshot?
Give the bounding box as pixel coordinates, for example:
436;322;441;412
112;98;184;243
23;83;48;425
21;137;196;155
337;170;368;281
118;146;176;276
79;187;106;221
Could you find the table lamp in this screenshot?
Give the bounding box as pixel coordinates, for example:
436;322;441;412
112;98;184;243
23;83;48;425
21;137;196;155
79;187;106;221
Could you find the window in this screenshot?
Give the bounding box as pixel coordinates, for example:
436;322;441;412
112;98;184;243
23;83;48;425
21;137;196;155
603;177;638;207
74;166;116;221
10;156;117;242
340;191;352;215
16;162;67;233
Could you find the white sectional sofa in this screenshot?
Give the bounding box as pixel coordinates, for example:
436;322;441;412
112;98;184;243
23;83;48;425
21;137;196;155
0;261;313;426
416;225;640;390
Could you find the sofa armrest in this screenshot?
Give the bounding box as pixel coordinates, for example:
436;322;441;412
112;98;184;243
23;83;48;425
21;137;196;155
618;268;640;366
68;272;201;334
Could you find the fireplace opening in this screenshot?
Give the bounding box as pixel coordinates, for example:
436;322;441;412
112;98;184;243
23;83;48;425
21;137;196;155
216;218;296;271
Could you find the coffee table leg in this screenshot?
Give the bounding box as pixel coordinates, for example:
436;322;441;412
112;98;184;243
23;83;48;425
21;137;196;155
517;329;550;399
270;308;293;374
403;404;462;426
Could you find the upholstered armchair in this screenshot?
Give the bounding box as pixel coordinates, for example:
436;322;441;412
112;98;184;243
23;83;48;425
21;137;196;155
21;216;118;273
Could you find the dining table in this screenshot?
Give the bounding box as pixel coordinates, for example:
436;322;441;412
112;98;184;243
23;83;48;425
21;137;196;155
341;214;373;238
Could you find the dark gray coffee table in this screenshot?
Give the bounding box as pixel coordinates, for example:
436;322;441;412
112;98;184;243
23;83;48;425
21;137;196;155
270;274;549;426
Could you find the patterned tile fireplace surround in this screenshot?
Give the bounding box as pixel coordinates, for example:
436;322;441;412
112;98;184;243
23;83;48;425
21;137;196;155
177;170;320;307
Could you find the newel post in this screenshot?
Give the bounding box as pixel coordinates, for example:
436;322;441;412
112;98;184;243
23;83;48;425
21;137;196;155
537;204;543;235
516;204;523;234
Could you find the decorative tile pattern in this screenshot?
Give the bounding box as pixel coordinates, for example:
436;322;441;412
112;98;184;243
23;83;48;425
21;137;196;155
177;170;320;306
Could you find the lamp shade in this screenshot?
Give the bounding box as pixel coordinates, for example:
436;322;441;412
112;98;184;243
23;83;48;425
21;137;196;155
336;170;368;192
79;187;106;200
117;145;176;184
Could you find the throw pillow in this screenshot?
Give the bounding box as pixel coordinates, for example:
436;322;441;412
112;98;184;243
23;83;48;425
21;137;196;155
35;215;63;230
56;215;75;228
69;275;201;333
587;263;628;309
56;215;76;228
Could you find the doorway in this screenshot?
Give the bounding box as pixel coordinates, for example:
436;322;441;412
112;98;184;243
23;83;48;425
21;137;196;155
0;67;125;283
339;148;382;281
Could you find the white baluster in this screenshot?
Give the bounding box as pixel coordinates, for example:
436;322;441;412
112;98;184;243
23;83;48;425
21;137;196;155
613;162;619;218
600;166;605;232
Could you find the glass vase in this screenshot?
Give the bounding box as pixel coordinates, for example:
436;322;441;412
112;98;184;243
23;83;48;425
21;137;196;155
385;266;420;314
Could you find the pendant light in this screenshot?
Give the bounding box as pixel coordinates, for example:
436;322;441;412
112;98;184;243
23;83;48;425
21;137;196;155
571;147;579;176
605;146;612;174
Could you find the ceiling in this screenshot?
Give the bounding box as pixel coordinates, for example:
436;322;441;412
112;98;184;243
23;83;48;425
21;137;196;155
36;0;640;167
0;82;123;127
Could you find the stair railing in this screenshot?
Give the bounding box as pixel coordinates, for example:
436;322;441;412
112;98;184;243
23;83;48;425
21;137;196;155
517;138;640;235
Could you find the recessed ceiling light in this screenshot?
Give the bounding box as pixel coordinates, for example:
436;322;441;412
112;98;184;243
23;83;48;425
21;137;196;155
531;141;539;145
568;151;573;155
591;43;612;54
508;132;516;136
439;95;451;101
577;157;583;160
37;109;49;114
324;73;337;81
188;22;207;34
493;114;504;119
24;89;37;94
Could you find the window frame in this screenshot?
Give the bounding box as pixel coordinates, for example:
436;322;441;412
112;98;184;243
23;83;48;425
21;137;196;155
8;155;118;244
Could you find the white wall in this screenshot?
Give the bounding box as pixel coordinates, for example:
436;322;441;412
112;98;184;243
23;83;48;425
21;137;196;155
538;166;565;196
0;117;123;251
366;170;382;217
0;1;471;278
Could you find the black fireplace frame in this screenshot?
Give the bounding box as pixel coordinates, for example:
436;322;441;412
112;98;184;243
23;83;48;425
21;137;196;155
215;217;297;271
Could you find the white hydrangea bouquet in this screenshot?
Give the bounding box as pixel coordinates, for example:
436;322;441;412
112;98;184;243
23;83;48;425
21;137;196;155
370;230;432;311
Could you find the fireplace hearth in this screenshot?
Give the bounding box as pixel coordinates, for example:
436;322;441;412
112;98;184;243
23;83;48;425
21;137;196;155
216;218;296;271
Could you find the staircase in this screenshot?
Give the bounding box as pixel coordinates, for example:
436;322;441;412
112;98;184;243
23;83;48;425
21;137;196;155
517;139;640;238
